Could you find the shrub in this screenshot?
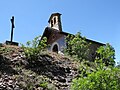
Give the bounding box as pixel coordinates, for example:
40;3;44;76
71;42;117;90
64;32;90;61
21;36;47;59
71;68;120;90
95;43;115;66
39;81;48;88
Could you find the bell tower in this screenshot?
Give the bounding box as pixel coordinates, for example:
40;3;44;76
48;13;62;32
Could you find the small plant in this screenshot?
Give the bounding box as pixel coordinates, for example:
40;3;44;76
21;36;47;59
39;81;48;88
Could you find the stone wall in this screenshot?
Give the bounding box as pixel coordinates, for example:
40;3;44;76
88;42;103;61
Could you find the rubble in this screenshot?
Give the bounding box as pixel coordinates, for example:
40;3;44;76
0;45;79;90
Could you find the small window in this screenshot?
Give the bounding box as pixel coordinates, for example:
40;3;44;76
54;17;56;24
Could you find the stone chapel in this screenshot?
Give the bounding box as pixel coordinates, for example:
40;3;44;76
41;13;105;60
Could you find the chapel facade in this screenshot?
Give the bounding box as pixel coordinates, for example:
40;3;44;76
42;13;105;61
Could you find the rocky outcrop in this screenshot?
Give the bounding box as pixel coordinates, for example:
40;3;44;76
0;74;20;90
0;45;79;90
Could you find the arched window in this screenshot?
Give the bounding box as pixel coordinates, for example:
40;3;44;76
52;44;58;53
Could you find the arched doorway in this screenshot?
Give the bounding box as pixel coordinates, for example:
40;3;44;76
52;44;58;53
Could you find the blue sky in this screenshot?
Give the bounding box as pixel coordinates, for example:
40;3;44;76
0;0;120;63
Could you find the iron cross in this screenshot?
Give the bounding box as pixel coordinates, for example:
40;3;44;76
10;16;15;42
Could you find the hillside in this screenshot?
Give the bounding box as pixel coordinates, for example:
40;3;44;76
0;44;79;90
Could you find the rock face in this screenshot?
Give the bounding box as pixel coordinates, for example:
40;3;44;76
0;45;79;90
0;74;20;90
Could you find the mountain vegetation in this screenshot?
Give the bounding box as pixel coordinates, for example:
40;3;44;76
64;32;119;90
0;32;119;90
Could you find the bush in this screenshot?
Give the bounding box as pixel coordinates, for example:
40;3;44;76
21;36;47;59
71;41;117;90
39;81;48;88
64;32;90;61
71;68;120;90
95;43;115;66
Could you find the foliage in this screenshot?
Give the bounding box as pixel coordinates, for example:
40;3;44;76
21;36;47;59
71;67;120;90
72;43;117;90
64;32;90;61
71;42;117;90
95;43;115;66
78;61;97;78
39;81;48;88
116;62;120;68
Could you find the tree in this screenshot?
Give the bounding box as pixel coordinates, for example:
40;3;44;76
71;43;117;90
71;68;120;90
116;62;120;68
95;43;115;66
64;32;90;61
